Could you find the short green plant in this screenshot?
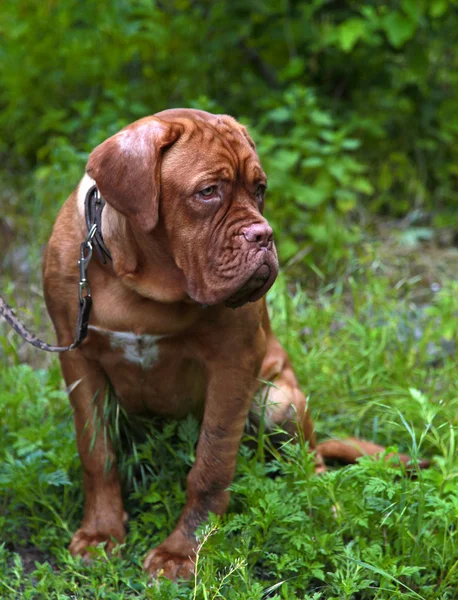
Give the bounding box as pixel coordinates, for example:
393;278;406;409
1;249;457;598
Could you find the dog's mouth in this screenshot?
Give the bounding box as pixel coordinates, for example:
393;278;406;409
224;263;276;309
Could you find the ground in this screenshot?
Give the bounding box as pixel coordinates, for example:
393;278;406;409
1;222;457;599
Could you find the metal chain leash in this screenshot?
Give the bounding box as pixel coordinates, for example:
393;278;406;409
0;209;99;353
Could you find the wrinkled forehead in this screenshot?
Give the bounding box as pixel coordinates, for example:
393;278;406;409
161;120;265;189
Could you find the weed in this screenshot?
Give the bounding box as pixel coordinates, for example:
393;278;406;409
1;246;457;598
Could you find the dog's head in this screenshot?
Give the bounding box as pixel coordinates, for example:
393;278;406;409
87;109;278;308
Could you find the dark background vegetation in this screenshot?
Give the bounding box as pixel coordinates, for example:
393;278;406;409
1;1;458;598
1;0;457;262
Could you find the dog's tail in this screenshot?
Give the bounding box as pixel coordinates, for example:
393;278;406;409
316;437;430;469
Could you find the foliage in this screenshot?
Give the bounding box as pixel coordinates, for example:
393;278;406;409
1;0;457;261
1;254;458;598
253;86;367;261
1;2;458;598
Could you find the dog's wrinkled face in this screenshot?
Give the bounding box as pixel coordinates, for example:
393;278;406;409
159;112;278;308
87;109;279;308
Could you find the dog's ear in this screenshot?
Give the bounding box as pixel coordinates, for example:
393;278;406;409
86;118;183;232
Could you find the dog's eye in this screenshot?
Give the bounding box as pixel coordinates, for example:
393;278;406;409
199;186;217;199
256;184;266;211
256;184;266;198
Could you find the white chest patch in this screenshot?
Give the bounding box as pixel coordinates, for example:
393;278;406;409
89;326;164;370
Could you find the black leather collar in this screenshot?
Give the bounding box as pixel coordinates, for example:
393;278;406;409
84;185;112;264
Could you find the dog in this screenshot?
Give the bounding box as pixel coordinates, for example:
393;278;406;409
43;109;417;580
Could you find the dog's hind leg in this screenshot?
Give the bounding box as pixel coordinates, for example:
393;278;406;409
252;310;325;472
253;304;428;471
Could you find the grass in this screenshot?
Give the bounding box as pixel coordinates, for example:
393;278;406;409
1;235;458;599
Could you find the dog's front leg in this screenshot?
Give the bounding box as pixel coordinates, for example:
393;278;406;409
60;351;126;558
143;364;257;580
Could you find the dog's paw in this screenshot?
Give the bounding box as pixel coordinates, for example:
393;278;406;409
143;545;195;581
69;526;125;560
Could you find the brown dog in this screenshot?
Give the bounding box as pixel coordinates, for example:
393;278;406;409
43;109;413;580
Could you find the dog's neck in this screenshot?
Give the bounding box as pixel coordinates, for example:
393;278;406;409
77;173;190;305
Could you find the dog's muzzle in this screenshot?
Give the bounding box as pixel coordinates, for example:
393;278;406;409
225;259;278;309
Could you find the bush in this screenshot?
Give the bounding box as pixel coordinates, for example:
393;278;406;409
1;0;456;259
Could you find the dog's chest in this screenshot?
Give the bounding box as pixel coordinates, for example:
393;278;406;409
88;326;164;370
86;325;205;416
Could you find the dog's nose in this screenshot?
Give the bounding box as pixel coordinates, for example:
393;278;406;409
242;223;273;247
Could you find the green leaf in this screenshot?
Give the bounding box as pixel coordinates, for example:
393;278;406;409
281;56;305;79
429;0;449;17
302;157;324;169
338;18;367;52
401;0;425;22
267;107;291;123
382;11;417;48
341;138;361;150
273;149;301;170
306;224;328;242
309;110;333;127
278;237;299;260
352;177;374;195
336;190;357;212
294;183;329;208
378;163;393;192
